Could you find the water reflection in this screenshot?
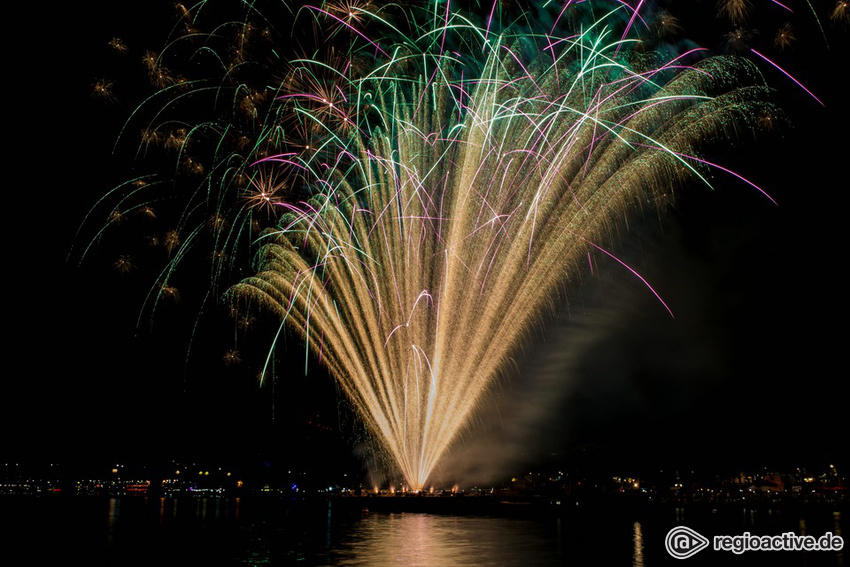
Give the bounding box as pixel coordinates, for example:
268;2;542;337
327;513;563;567
632;521;644;567
77;497;848;566
106;497;120;546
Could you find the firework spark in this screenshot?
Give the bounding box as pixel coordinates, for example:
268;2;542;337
718;0;753;25
774;23;796;51
108;37;129;54
113;255;134;274
92;79;116;103
833;1;850;26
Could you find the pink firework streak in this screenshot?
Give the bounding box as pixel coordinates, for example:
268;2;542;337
750;49;824;107
581;237;674;318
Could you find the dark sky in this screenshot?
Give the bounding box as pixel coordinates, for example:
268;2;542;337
5;0;848;481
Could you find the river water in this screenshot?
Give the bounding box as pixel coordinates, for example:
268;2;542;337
2;496;845;566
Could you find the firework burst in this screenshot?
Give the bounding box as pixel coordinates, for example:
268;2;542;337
833;1;850;26
231;4;774;488
81;0;783;488
717;0;753;26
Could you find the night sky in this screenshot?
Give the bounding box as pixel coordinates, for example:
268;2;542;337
6;0;848;483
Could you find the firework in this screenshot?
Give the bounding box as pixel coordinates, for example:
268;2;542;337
774;23;796;51
833;1;850;26
92;78;117;103
717;0;753;26
83;1;780;489
230;5;773;488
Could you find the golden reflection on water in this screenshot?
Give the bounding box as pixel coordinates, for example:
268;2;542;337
632;521;644;567
106;497;120;546
329;513;560;567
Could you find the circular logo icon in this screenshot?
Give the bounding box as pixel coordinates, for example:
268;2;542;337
666;526;710;559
